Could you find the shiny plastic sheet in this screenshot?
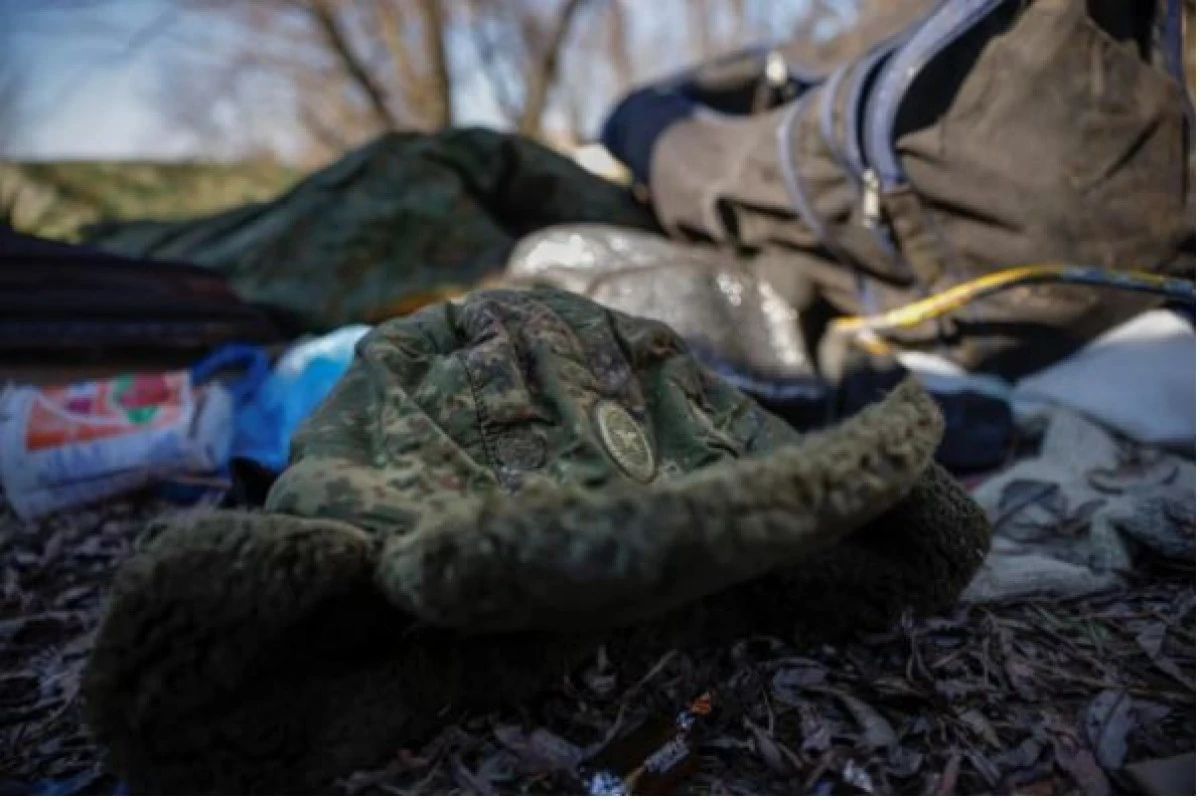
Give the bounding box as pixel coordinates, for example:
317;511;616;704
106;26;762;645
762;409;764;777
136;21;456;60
505;224;822;400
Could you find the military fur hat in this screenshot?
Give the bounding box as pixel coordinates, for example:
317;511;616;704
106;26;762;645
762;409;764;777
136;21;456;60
84;288;990;793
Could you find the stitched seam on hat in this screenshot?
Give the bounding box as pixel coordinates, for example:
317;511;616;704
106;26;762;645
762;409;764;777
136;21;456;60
598;305;657;417
741;404;769;452
383;378;951;633
535;289;604;392
454;350;504;486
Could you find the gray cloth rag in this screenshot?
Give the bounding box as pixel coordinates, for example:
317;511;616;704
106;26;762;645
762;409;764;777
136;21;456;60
964;408;1194;603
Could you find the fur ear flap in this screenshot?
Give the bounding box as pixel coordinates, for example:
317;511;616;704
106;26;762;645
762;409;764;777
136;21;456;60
83;512;374;786
376;377;945;632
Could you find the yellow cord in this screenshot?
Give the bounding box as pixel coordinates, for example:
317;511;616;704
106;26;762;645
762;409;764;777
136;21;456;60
831;265;1195;348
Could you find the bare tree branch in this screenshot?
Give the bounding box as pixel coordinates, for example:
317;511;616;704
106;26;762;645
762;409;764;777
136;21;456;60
604;0;635;89
370;0;431;123
304;0;399;130
24;6;177;130
300;103;353;153
517;0;592;135
366;0;445;127
464;0;525;122
688;0;716;60
0;4;23;155
57;0;897;163
370;2;412;85
414;0;453;127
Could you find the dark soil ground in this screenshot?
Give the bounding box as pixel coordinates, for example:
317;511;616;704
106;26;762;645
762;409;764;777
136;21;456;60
1;496;1194;795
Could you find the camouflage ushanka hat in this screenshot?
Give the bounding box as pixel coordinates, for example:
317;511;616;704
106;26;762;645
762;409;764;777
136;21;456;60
84;288;990;793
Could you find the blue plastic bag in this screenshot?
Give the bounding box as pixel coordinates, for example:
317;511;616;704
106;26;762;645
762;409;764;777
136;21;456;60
233;325;371;473
190;343;272;404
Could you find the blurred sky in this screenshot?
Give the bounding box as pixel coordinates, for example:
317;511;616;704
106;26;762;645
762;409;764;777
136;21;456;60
1;0;513;160
2;1;183;158
1;0;843;161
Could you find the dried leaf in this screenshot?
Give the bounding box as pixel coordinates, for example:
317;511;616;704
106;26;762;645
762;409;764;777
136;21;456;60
871;675;921;698
1083;690;1133;770
52;586;93;608
492;724;582;772
957;709;1002;750
994;480;1064;539
527;729;584;771
473;749;519;784
1136;622;1166;658
763;655;828;674
583;646;616;696
338;762;409;794
1052;736;1110;795
492;723;525;752
1002;654;1038;701
933;679;976;702
704;735;752;752
885;746;924;778
811;778;836;795
840;760;876;794
1136;623;1194;689
450;757;496;795
41;530;66;566
997;480;1061;518
836;693;897;751
995;737;1044;770
621;649;677;700
1061;498;1107;537
744;719;789;774
583;669;617;697
798;702;832;753
1088;458;1179;494
964;747;1002;787
770;663;827;706
56;660;84;707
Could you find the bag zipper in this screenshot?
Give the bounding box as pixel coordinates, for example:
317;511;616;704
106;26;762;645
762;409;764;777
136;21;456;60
818;61;853;177
777;89;829;246
864;0;1005;193
842;41;904;185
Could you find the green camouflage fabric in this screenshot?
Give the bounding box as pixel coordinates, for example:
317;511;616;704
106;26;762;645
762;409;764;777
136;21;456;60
77;129;657;331
0;159;300;242
83;288;990;793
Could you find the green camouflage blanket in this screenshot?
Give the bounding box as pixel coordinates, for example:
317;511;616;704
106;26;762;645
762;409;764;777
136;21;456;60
79;129;657;331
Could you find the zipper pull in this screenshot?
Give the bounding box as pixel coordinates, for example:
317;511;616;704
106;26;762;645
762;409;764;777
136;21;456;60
862;168;882;227
764;51;789;87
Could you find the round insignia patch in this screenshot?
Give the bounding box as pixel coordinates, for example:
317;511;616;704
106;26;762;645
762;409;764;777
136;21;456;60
593;400;656;483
